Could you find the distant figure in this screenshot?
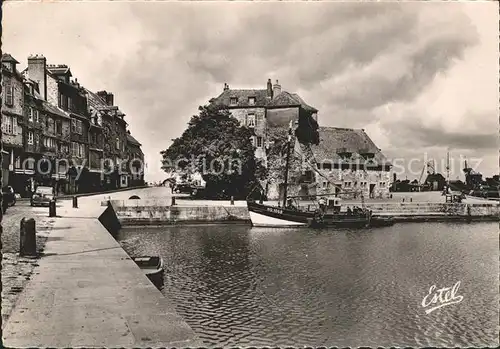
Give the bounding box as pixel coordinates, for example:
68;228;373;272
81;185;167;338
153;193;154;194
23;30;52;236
318;197;326;212
287;198;297;211
346;206;352;216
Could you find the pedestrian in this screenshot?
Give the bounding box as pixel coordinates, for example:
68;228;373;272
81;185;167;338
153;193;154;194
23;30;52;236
318;197;326;213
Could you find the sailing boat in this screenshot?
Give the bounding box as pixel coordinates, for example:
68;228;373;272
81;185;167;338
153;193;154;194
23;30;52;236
246;121;394;228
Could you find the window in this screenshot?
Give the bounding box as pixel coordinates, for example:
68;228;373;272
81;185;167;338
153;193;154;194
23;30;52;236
248;97;256;105
71;142;85;157
256;114;263;128
47;117;54;132
27;131;34;145
68;97;73;111
247;114;255;128
35;110;40;123
323;181;329;189
303;170;314;183
257;136;263;148
71;119;82;134
2;115;17;135
43;137;56;149
230;97;238;105
28;107;33;122
116;137;120;150
56;120;62;135
15;157;21;169
5;84;13;106
59;94;68;110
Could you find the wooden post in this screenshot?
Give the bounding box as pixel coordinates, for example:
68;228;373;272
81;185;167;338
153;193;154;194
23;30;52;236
171;196;176;206
72;196;78;208
230;196;234;205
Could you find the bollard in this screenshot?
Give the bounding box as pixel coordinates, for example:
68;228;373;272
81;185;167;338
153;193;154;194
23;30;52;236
171;196;176;206
20;218;37;257
49;199;57;217
410;198;413;203
230;196;234;205
73;196;78;208
19;218;25;253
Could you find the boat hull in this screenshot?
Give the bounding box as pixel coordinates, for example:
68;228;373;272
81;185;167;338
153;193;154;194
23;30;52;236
247;201;394;228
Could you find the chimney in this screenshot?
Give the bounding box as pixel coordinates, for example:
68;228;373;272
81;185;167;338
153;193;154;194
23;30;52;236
266;78;273;98
27;54;47;100
97;90;113;106
273;79;281;97
223;83;229;91
97;90;107;101
106;93;114;106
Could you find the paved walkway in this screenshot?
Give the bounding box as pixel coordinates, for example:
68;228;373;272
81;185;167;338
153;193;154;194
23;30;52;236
2;192;201;347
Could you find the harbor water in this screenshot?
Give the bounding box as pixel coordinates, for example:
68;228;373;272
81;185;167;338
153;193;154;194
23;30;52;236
117;222;499;347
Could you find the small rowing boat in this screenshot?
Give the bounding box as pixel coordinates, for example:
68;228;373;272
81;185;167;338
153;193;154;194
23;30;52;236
132;256;164;289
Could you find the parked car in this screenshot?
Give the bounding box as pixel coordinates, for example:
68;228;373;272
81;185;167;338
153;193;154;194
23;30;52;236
31;186;55;207
2;186;16;213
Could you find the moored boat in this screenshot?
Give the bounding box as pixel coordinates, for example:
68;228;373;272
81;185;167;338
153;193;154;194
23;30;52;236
247;120;394;229
247;197;394;228
132;256;164;289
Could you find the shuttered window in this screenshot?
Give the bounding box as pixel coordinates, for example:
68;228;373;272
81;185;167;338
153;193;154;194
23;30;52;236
5;84;13;106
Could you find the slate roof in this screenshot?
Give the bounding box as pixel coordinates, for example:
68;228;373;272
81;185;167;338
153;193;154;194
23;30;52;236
127;133;142;147
213;89;270;108
42;100;70;119
309;127;391;167
212;86;318;112
2;53;19;64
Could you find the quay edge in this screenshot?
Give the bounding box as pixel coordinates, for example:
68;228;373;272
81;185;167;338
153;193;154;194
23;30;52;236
106;199;500;226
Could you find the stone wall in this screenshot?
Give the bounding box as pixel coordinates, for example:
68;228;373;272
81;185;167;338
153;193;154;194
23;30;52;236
115;204;250;225
46;74;59;107
315;168;392;198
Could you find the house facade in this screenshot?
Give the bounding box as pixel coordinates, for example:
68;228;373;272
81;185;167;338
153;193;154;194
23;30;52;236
1;54;25;188
126;131;145;187
209;79;391;200
2;52;144;196
211;79;322;199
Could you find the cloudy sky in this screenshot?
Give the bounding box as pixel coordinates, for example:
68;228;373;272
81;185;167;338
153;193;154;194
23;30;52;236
3;1;498;182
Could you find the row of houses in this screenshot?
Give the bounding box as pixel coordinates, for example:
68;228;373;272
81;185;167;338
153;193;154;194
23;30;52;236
163;78;392;200
1;53;145;197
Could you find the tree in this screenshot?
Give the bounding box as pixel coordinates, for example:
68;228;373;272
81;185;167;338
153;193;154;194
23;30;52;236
162;104;265;199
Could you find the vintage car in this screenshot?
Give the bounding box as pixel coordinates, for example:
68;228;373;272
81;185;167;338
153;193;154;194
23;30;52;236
31;186;55;207
2;186;16;213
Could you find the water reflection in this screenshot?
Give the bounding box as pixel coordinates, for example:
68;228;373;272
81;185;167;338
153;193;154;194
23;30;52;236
118;222;499;347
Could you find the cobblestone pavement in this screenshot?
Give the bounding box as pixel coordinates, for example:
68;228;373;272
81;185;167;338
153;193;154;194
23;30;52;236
1;202;57;327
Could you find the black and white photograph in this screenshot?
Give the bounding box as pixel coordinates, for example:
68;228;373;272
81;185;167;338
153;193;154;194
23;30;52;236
1;0;499;347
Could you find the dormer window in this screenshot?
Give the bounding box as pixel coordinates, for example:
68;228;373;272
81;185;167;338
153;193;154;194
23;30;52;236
247;113;255;128
248;97;256;105
230;97;238;106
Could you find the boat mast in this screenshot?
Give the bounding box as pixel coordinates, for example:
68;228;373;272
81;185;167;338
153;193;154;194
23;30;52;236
446;151;450;185
282;120;293;208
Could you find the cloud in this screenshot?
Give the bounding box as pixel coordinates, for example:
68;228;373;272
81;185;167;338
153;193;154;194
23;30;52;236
2;1;497;182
